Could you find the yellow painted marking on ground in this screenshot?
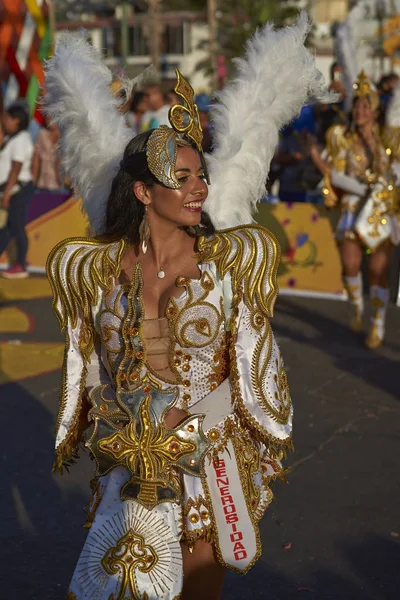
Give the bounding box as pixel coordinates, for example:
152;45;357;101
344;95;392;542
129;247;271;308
0;307;31;333
0;277;52;301
0;342;63;384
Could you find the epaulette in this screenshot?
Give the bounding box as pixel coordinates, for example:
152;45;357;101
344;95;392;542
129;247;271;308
46;237;126;330
198;225;280;317
382;126;400;164
325;124;349;154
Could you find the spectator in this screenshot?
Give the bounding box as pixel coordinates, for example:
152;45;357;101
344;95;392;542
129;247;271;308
164;88;180;106
126;91;148;135
0;103;35;278
275;109;324;203
378;72;399;118
329;62;346;103
32;119;63;192
141;83;170;131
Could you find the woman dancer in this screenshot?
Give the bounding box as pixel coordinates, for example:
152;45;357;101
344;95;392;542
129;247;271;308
45;15;329;600
324;70;400;348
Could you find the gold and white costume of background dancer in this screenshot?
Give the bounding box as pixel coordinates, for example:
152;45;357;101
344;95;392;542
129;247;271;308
324;71;400;348
44;14;331;600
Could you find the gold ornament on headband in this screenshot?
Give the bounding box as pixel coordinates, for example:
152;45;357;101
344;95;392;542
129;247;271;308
146;69;209;189
353;70;379;111
169;70;203;151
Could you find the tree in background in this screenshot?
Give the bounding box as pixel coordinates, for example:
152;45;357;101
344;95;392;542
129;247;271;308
216;0;307;78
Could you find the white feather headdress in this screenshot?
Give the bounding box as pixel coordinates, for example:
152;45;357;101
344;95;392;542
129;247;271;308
44;31;134;233
387;82;400;127
204;12;333;229
335;0;370;113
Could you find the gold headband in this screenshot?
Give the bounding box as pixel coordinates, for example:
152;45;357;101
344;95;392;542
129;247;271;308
146;69;209;189
353;70;379;112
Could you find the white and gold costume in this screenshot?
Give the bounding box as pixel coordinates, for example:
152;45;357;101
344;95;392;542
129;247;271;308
323;71;400;250
323;71;400;347
44;12;331;600
324;121;400;249
48;226;291;599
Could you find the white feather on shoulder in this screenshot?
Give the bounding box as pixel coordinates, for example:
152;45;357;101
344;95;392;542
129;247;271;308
387;83;400;128
204;12;333;230
44;31;133;234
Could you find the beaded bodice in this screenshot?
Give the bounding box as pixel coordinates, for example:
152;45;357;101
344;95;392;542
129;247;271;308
95;262;230;411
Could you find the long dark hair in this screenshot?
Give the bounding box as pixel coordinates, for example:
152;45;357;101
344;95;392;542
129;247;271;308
102;130;215;245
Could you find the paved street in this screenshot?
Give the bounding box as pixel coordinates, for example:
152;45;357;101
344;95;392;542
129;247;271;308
1;276;399;599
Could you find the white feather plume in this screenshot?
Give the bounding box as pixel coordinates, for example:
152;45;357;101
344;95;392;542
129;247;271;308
204;12;333;229
335;0;370;112
43;31;133;233
386;83;400;127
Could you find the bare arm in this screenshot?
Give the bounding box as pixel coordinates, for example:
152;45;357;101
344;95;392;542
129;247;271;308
309;144;328;176
31;149;41;185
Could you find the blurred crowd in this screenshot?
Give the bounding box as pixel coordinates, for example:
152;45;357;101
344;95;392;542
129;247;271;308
268;63;400;204
0;63;398;279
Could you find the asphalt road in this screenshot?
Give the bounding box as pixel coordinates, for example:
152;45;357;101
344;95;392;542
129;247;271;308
1;279;399;600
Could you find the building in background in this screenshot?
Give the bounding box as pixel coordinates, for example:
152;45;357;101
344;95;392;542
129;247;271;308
55;1;211;91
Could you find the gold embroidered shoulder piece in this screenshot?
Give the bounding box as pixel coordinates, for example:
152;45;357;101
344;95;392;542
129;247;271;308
382;126;400;164
198;225;280;318
325;124;349;172
46;237;126;330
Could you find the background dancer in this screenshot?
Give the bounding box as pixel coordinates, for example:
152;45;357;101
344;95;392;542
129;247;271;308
323;71;400;349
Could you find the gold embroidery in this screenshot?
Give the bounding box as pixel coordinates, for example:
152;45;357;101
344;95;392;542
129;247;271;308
235;431;261;513
207;334;230;387
326;124;395;187
181;524;215;546
83;477;103;529
229;285;293;452
165;271;224;350
87;387;207;509
325;125;349;170
53;325;89;473
66;591;77;600
101;529;158;600
200;418;263;575
46;237;125;330
117;263;146;388
198;225;280;318
182;494;210;519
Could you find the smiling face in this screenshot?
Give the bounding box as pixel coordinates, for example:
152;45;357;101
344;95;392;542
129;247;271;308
134;145;208;229
352;96;375;127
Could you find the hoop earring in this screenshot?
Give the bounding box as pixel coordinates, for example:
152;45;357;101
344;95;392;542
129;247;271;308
139;205;150;254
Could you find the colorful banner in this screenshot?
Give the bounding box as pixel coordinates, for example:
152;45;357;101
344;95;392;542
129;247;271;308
0;0;51;121
256;202;344;298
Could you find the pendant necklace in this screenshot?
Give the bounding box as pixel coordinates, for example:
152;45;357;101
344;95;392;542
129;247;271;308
157;253;199;280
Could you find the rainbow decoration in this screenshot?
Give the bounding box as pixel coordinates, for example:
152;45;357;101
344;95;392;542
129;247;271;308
0;0;51;123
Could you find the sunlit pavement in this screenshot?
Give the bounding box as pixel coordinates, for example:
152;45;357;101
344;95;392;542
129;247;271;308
1;276;399;599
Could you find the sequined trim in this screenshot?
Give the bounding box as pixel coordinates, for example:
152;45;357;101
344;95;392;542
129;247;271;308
53;325;89;473
200;419;262;575
198;225;280;319
229;285;293;453
46;236;125;330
